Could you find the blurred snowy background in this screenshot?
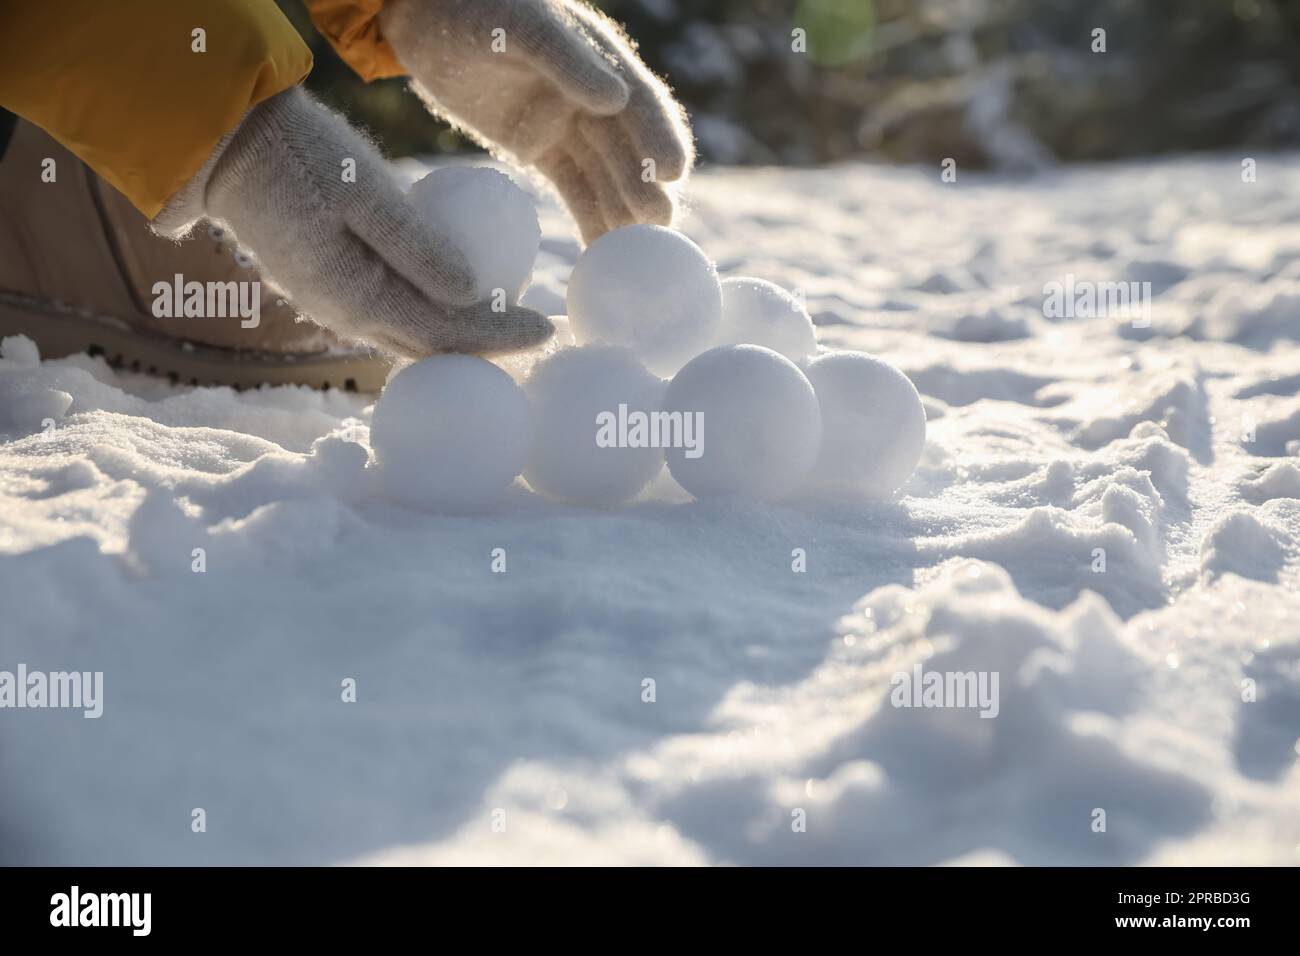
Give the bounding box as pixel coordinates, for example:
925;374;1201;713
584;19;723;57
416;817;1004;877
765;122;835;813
279;0;1300;166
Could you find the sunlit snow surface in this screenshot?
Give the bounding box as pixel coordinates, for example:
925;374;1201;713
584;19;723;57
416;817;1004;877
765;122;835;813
2;158;1299;865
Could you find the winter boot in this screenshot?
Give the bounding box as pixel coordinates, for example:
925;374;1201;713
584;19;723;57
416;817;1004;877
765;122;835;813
0;114;391;391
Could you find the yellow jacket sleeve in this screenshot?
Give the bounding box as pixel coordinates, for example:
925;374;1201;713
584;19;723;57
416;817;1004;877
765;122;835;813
0;0;312;219
302;0;405;82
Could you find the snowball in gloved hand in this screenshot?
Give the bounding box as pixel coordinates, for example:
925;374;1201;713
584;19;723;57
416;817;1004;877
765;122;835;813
409;166;542;304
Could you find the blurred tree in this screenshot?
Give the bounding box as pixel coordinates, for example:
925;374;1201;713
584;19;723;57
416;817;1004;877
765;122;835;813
278;0;1300;168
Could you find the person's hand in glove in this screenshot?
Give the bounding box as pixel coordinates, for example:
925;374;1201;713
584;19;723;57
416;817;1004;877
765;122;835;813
379;0;695;244
153;87;553;358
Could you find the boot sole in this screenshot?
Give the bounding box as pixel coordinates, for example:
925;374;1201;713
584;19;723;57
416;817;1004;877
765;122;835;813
0;289;391;392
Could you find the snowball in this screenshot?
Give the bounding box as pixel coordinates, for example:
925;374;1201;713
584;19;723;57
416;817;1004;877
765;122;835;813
566;225;722;376
0;383;73;432
409;166;541;303
523;345;666;505
370;355;531;513
662;345;821;500
0;334;41;368
716;277;817;361
308;434;369;495
803;351;926;496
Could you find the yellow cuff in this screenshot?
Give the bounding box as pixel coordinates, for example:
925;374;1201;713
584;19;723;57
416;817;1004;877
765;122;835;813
0;0;313;218
303;0;407;82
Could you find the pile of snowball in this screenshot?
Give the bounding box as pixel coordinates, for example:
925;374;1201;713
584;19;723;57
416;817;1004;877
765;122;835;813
372;167;926;513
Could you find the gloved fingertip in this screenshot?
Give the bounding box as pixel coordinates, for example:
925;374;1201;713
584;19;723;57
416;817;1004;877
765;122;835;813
653;133;695;183
508;309;557;348
659;155;687;185
631;184;675;226
572;68;630;116
435;242;480;306
637;99;696;183
433;256;478;306
488;309;556;353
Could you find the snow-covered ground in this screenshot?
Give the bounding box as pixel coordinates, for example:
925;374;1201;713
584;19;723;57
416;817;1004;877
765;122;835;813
3;157;1299;865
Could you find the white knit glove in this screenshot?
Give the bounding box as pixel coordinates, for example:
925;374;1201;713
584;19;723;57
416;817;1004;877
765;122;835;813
153;87;553;358
380;0;695;243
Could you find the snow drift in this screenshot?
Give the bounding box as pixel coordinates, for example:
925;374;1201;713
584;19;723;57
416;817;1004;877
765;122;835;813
2;157;1298;865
